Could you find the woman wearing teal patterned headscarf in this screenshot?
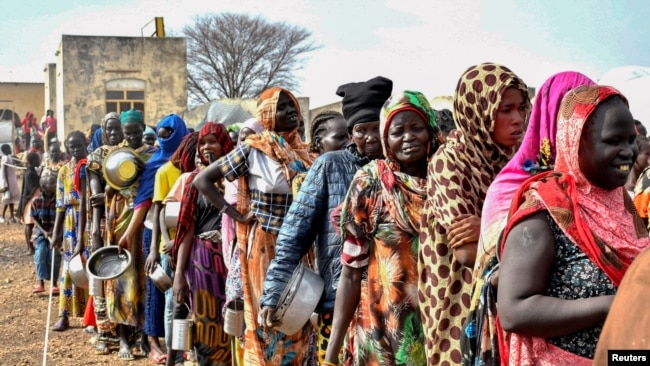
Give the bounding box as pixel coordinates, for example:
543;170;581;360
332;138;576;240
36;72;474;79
324;90;442;366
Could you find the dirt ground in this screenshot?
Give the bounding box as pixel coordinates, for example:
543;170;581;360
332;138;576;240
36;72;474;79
0;221;195;365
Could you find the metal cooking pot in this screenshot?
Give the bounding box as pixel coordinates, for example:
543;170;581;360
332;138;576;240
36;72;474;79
86;246;133;281
102;147;143;190
164;201;181;228
69;252;89;289
274;262;324;335
171;319;193;351
147;262;172;292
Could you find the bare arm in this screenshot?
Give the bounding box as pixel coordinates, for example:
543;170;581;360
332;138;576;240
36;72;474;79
324;265;362;363
447;214;480;268
192;163;251;223
173;221;195;303
145;202;163;274
88;170;105;251
497;211;613;338
117;205;148;250
51;210;65;249
75;177;87;254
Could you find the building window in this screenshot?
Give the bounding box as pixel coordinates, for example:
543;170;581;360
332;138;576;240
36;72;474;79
106;89;145;114
105;78;146;114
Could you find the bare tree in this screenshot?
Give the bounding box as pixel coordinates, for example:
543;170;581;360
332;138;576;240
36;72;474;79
183;13;320;106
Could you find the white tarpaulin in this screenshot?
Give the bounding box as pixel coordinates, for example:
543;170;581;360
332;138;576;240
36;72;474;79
599;66;650;131
0;120;15;145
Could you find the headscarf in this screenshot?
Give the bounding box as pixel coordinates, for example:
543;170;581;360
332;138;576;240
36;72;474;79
101;112;120;144
174;122;234;256
344;90;441;237
196;121;235;165
225;118;262;204
429;62;529;230
246;87;315;181
171;132;199;173
89;127;103;152
477;72;596;272
144;126;156;138
240;117;264;134
496;85;649;365
120;108;144;125
134;114;189;208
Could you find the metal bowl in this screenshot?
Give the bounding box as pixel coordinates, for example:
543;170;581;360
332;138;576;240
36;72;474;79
69;252;89;289
274;262;324;335
102;147;143;190
86;246;133;280
148;262;172;292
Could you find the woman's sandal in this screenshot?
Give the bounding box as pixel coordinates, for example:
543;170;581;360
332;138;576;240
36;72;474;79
95;341;110;355
33;285;45;294
51;317;69;332
118;347;135;361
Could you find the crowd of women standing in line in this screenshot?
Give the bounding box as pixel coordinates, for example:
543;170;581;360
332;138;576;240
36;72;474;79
12;60;650;366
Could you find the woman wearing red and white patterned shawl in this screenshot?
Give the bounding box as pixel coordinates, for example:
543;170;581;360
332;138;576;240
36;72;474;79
497;85;649;365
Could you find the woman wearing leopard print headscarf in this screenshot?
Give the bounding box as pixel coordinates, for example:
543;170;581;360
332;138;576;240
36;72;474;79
418;62;530;364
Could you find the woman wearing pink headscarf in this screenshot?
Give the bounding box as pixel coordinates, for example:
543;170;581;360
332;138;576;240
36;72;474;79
497;84;649;364
462;71;596;365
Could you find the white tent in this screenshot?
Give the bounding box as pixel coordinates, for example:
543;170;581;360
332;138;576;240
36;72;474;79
598;66;650;132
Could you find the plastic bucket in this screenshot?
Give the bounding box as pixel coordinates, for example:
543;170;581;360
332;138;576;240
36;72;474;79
171;319;193;351
224;299;245;337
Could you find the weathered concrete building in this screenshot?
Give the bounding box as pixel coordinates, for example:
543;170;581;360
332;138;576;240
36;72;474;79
50;35;187;139
0;82;45;122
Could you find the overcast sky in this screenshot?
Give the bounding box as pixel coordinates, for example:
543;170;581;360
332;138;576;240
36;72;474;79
1;0;649;108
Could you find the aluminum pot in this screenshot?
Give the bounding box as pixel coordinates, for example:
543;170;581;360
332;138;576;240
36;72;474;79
171;319;193;351
88;274;103;297
102;147;143;190
87;246;133;281
224;299;245;337
164;201;181;228
274;262;324;335
147;262;172;292
69;252;89;289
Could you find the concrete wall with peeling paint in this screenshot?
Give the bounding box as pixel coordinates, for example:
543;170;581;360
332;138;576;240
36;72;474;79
55;35;187;139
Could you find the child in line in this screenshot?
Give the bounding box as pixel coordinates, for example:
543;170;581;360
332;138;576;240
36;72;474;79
32;172;61;294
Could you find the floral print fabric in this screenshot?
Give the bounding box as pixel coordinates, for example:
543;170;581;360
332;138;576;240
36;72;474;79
339;161;426;365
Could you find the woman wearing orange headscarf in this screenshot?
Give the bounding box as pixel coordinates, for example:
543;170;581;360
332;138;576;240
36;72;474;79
192;88;315;365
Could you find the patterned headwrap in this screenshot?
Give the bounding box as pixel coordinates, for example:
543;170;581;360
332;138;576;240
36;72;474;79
477;72;595;273
173;122;234;257
198;121;235;165
101;112;120;145
120;108;144;125
496;85;649;365
428;63;530;230
348;90;440;237
134;114;189;209
246;87;315;182
379;90;443;161
170;132;199;173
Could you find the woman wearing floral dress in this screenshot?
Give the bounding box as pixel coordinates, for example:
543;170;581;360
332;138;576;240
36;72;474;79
51;131;89;332
325;90;444;366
